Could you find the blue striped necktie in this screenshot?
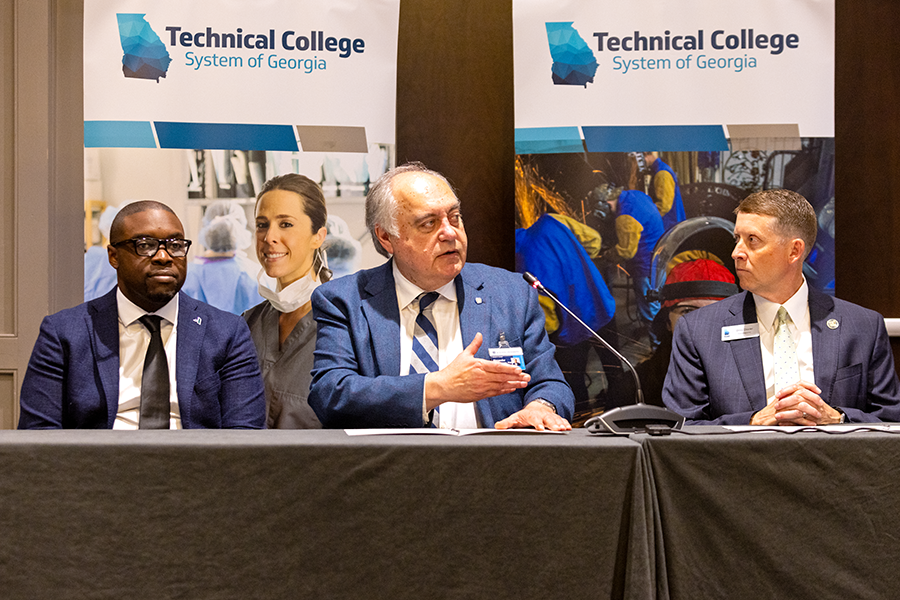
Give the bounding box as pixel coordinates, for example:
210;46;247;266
411;292;440;426
411;292;440;374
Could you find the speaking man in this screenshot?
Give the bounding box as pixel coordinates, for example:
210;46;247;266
19;200;266;429
663;189;900;425
309;163;574;430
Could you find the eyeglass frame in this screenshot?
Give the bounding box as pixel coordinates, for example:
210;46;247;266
111;236;193;258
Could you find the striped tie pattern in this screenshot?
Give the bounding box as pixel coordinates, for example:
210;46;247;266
410;292;440;375
410;292;440;427
773;306;800;393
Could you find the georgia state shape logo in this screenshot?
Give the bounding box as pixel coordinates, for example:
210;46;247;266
116;13;172;82
546;22;598;87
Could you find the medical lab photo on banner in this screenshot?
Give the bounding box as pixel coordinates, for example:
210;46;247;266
513;0;835;424
82;0;400;313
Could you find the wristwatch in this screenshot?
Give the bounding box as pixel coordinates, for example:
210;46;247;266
532;399;557;413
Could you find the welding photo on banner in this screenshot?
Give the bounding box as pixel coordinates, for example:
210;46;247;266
513;0;834;424
515;144;834;425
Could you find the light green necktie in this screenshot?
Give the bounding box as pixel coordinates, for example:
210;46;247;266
773;306;800;393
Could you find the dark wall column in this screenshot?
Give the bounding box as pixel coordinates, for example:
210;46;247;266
395;0;515;269
834;0;900;368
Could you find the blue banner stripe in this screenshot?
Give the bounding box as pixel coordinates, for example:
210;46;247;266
84;121;157;148
515;126;581;141
516;139;585;154
582;125;729;152
515;126;584;154
154;122;299;151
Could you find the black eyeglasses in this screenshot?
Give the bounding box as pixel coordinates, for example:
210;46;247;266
112;237;192;258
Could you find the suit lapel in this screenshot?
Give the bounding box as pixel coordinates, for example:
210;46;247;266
176;293;204;421
809;289;838;399
455;265;492;424
361;261;402;376
87;289;121;427
456;264;489;358
727;293;768;411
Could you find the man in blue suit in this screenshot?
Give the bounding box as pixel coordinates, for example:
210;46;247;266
663;189;900;425
19;200;266;429
309;163;574;429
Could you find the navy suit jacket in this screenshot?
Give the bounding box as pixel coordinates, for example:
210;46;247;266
663;289;900;424
308;261;574;428
19;289;266;429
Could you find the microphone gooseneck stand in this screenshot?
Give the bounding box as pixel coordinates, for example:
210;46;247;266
522;271;685;434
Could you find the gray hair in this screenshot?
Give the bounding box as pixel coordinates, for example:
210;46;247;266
365;162;456;257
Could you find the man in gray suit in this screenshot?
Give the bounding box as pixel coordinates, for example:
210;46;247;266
663;189;900;425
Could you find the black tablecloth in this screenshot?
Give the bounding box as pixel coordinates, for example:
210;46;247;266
639;427;900;600
0;429;656;600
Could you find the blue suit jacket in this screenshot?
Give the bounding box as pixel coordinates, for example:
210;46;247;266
308;261;574;428
662;289;900;424
19;289;266;429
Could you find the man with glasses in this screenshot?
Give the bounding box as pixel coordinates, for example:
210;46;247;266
19;200;266;429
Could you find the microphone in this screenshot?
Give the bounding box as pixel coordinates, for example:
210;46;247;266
523;271;684;435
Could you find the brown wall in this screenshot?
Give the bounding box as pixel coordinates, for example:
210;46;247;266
396;0;514;269
835;0;900;365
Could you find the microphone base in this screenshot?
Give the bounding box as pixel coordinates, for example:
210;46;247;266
585;405;685;435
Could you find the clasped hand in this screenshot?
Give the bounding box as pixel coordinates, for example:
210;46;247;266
750;381;843;426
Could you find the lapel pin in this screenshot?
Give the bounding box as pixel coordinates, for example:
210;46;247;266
194;317;202;325
827;319;839;330
475;297;483;304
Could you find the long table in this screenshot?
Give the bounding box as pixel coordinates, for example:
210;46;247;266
7;427;899;599
0;429;657;600
639;427;900;600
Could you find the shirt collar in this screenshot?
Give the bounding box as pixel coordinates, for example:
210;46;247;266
392;260;457;310
753;277;809;331
116;288;180;328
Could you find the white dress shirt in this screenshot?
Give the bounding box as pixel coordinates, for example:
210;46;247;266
753;278;815;402
115;290;182;429
393;262;477;428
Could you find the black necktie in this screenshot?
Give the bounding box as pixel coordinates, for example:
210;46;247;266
138;315;170;429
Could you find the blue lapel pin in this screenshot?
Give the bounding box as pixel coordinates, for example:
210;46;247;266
193;316;202;325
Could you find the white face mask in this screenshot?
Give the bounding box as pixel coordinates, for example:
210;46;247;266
257;269;320;313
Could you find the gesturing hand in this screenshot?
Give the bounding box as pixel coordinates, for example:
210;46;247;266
424;333;531;410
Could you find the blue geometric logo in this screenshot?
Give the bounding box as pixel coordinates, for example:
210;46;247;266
546;22;598;87
116;13;172;83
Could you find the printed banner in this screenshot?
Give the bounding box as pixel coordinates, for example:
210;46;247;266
513;0;835;424
514;0;834;151
84;0;400;150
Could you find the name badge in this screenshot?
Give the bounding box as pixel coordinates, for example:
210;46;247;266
721;323;759;341
489;346;525;369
